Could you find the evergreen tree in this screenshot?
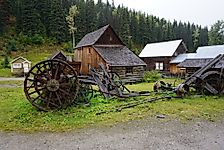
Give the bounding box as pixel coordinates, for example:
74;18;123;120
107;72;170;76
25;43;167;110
208;20;224;45
48;0;67;43
0;0;10;34
21;0;45;35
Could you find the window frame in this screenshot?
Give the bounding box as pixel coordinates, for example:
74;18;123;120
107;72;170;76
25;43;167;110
13;63;22;69
155;62;164;71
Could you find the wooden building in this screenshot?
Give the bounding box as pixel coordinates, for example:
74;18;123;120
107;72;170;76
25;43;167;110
139;40;188;74
74;25;146;78
49;51;67;61
170;53;196;74
10;56;31;76
178;45;224;75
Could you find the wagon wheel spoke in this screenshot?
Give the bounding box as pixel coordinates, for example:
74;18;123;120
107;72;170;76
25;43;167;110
24;59;79;111
59;88;70;96
204;83;218;94
55;92;62;106
53;62;60;79
28;87;45;96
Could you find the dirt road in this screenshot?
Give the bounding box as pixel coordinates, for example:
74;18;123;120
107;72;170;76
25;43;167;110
0;118;223;150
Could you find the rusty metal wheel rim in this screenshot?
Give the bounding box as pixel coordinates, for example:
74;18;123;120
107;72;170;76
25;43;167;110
24;59;79;111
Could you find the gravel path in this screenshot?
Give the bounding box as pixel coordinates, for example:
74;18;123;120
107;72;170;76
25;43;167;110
0;77;24;81
1;118;224;150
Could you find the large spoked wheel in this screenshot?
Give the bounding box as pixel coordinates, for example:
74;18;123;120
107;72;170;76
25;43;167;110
24;59;79;111
201;71;224;95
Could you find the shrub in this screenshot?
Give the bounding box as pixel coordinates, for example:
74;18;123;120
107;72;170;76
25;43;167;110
30;34;45;45
6;39;17;54
1;56;10;68
62;42;73;53
17;34;45;45
143;70;161;83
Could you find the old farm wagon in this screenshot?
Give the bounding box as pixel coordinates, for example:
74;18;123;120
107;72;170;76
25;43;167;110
24;25;148;111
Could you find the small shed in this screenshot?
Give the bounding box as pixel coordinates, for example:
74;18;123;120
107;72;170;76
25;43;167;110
74;24;146;78
10;56;31;76
139;39;188;73
170;53;196;74
49;51;67;61
178;45;224;75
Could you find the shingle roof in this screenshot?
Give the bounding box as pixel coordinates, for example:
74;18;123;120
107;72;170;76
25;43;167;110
170;53;196;64
49;51;66;60
139;39;186;57
177;45;224;68
93;45;146;66
194;45;224;58
177;58;212;68
75;25;110;48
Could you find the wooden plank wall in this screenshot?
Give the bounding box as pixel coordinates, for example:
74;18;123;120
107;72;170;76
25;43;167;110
74;46;106;74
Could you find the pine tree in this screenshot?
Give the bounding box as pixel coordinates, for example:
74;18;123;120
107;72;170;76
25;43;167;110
208;20;224;45
0;0;10;34
21;0;45;35
48;0;68;43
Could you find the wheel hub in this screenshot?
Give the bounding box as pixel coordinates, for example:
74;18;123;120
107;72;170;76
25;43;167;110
47;79;60;91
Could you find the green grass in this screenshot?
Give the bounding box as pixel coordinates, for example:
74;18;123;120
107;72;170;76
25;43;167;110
0;81;224;132
0;68;13;77
0;80;23;86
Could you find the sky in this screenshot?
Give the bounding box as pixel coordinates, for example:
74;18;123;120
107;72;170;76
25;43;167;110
98;0;224;27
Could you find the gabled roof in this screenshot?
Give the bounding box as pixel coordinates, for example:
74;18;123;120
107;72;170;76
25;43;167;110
10;56;31;64
177;58;212;68
170;53;196;64
178;45;224;68
49;51;66;60
139;39;186;57
93;45;146;66
194;45;224;58
75;25;124;48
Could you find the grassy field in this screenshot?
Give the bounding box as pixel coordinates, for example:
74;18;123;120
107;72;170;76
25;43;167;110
0;81;224;132
0;44;68;77
0;68;12;77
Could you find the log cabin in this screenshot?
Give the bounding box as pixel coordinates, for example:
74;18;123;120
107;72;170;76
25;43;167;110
139;39;188;74
74;25;146;78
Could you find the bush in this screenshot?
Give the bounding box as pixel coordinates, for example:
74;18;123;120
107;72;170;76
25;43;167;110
1;56;10;69
17;34;45;46
6;39;17;54
143;71;161;83
30;34;45;45
62;42;73;53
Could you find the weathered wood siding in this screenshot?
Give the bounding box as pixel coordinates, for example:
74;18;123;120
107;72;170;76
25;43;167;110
141;41;186;72
142;57;172;72
74;46;106;74
95;27;123;45
110;66;145;78
170;64;186;74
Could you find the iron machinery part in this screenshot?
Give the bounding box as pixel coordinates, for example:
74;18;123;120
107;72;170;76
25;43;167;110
24;59;79;111
176;83;189;97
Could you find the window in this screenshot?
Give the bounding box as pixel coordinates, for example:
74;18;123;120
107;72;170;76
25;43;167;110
13;63;22;69
88;48;91;54
126;67;133;74
155;62;164;70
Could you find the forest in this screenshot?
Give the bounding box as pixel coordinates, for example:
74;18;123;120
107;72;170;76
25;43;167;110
0;0;224;54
